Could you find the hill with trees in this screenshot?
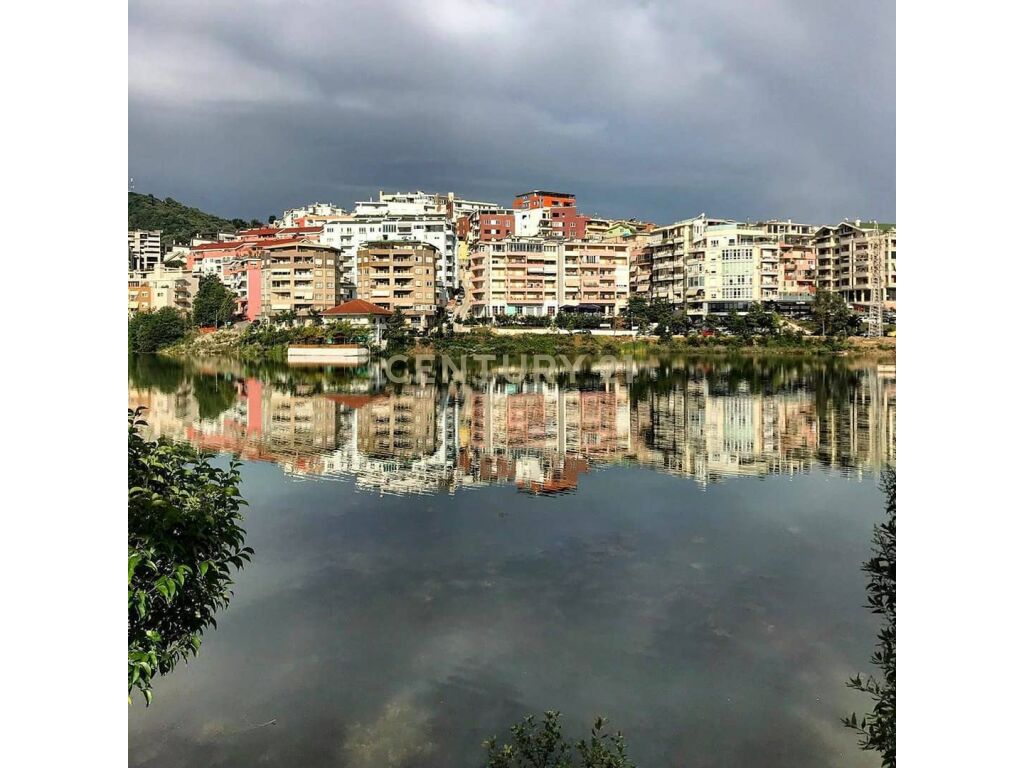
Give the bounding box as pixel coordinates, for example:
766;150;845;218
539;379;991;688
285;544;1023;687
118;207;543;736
128;192;262;245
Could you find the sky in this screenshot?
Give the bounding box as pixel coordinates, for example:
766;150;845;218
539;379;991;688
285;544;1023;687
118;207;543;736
128;0;895;226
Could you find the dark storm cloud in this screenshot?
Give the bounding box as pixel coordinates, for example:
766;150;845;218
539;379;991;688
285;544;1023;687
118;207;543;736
128;0;895;224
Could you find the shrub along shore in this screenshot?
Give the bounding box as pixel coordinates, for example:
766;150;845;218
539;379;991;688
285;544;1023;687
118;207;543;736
157;324;895;362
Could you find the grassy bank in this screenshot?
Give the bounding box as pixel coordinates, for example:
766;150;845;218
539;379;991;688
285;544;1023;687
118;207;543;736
158;326;895;362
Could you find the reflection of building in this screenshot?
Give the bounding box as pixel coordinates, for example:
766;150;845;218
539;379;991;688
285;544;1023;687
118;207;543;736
129;360;895;495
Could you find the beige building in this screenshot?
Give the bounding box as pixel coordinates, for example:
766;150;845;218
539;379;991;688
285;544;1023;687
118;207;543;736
467;238;629;318
128;264;198;314
260;238;343;319
561;240;630;313
356;241;440;327
814;220;896;310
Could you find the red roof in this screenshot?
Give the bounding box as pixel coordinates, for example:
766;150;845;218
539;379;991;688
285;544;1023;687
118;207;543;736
192;240;247;251
279;225;323;234
260;237;320;249
324;299;391;316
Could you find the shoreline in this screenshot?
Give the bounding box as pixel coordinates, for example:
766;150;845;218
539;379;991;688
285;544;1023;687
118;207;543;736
158;327;895;363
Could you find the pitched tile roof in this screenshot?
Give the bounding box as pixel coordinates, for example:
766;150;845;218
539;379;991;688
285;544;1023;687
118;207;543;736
323;299;391;316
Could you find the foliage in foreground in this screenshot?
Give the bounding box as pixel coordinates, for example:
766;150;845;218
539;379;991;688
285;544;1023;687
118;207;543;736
484;711;634;768
128;307;188;353
843;467;896;766
128;408;252;704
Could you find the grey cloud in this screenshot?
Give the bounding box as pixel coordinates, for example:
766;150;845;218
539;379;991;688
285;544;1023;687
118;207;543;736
129;0;895;224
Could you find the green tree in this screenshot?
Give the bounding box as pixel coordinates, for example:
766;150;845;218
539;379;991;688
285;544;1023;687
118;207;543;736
275;308;299;328
384;308;411;350
128;192;244;246
484;711;634;768
843;467;895;767
129;308;188;353
624;296;650;332
746;302;779;336
812;290;853;338
648;297;674;340
192;275;237;328
128;408;252;705
308;306;324;326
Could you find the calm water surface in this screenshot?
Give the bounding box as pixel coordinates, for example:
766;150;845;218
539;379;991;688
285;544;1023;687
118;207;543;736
128;354;895;768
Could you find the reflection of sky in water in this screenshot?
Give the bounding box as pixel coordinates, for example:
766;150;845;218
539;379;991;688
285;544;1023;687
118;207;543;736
129;358;893;766
129;460;884;767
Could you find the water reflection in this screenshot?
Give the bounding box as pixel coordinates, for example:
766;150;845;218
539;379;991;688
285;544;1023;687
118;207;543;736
129;356;895;495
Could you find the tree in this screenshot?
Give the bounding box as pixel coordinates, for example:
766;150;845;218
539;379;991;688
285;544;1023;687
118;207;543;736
128;408;252;705
811;290;853;338
843;467;895;767
129;307;188;353
268;215;277;224
384;307;411;350
746;302;780;336
192;275;237;328
624;296;650;331
484;711;634;768
308;306;324;326
433;305;452;338
648;297;674;340
275;308;299;328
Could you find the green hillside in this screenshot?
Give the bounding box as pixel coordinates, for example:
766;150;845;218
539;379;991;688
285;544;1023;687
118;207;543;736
128;192;262;245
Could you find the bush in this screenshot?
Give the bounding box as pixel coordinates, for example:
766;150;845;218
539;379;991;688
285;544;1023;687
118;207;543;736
128;408;252;704
484;711;634;768
128;308;188;353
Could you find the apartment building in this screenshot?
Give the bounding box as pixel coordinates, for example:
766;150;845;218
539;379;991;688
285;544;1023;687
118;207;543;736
260;239;344;318
356;242;441;327
628;232;658;299
128;229;164;271
469;239;560;318
468;209;516;242
687;223;780;316
814;220;896;310
779;240;817;305
648;215;734;306
128;264;199;314
561;240;630;314
321;195;458;299
223;258;264;321
279;202;347;228
467;238;629;318
187;240;256;276
512;190;589;240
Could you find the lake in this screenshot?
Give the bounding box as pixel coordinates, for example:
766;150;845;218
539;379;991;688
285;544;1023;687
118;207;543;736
128;353;895;768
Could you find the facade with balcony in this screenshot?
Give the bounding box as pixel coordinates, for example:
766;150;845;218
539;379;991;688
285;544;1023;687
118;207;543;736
259;239;343;318
355;242;441;327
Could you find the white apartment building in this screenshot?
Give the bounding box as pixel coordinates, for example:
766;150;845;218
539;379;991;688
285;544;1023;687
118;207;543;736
322;193;459;300
279;202;348;227
128;229;164;271
649;215;734;305
686;223;780;316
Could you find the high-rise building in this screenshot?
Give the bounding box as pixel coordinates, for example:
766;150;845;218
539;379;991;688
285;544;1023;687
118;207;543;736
128;229;164;272
467;238;629;318
814;220;896;311
259;239;344;318
686;223;780;316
